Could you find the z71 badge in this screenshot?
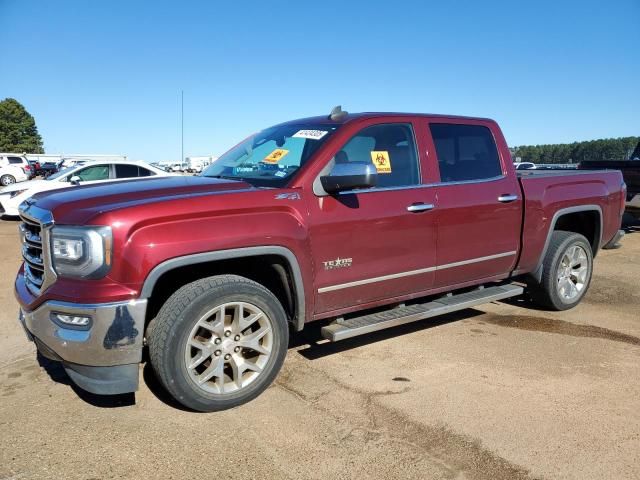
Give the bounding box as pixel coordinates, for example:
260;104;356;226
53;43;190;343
323;257;353;270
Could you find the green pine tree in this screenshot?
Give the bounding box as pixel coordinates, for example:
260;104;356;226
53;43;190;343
0;98;44;153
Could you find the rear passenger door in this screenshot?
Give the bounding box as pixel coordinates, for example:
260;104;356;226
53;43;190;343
429;121;522;288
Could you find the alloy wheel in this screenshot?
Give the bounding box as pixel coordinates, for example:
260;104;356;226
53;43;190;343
184;301;273;394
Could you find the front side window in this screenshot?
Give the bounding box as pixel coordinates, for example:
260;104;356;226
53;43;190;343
337;123;420;188
72;165;110;182
203;123;339;187
430;123;502;182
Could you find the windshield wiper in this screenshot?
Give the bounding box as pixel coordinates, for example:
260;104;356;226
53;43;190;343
209;175;241;181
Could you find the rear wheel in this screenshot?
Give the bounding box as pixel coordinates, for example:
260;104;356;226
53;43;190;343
529;231;593;310
1;175;16;186
148;275;289;412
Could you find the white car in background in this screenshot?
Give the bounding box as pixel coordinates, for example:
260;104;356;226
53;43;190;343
0;154;31;185
0;160;171;216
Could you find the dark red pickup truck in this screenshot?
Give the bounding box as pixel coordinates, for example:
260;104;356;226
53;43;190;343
16;109;626;411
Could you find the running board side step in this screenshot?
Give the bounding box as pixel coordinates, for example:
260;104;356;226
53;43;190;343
321;284;523;342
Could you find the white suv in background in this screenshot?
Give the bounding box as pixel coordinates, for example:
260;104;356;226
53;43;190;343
0;154;31;185
0;159;172;216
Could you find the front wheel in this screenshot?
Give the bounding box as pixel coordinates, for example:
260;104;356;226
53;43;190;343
529;231;593;310
1;175;16;186
148;275;289;412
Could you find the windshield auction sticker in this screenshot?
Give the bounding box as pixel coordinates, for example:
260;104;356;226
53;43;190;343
263;148;290;164
292;129;328;140
370;151;392;173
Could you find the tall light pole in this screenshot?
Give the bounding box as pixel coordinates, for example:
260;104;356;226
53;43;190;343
180;90;184;164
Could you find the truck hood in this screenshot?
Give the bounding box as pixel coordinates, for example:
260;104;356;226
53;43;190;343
30;176;255;224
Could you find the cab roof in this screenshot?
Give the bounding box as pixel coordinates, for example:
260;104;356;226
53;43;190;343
275;111;495;127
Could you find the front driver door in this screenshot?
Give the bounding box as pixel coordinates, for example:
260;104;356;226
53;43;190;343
307;121;438;317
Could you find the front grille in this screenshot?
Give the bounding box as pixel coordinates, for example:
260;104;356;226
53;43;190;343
20;215;46;295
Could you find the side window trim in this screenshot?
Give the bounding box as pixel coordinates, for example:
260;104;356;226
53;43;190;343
313;121;422;196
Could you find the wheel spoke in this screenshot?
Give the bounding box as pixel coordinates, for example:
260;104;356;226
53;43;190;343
197;306;225;336
573;265;588;284
231;304;264;333
228;355;245;389
197;356;224;385
189;338;207;350
238;325;271;355
231;303;245;333
188;351;210;370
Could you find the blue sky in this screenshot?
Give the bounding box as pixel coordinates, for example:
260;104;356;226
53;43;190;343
1;0;638;162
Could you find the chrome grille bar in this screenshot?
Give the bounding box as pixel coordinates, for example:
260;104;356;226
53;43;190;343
18;201;55;295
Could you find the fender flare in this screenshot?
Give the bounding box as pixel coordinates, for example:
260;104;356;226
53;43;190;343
140;246;306;331
530;205;602;283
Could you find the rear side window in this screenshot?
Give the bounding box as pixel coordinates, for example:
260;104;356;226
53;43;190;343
338;123;420;188
430;124;502;182
115;164;155;178
115;164;138;178
7;156;24;164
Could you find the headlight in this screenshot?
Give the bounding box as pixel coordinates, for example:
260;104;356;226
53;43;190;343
50;226;112;278
9;189;28;198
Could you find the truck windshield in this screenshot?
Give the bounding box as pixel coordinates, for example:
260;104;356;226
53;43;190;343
202;123;338;186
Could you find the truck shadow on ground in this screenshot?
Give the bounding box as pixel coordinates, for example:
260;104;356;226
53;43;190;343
139;308;486;411
291;308;484;360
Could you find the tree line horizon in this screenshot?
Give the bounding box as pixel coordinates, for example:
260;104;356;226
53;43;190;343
512;136;639;164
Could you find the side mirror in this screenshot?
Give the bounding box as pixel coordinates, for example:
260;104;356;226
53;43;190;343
69;175;81;185
320;162;377;194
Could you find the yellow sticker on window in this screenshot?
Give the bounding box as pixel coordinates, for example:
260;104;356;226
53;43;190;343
263;148;289;164
370;151;392;173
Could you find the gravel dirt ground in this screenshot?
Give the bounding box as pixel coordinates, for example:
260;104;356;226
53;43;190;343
1;216;638;480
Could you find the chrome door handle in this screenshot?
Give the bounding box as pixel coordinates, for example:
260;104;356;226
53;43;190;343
407;203;435;212
498;194;518;203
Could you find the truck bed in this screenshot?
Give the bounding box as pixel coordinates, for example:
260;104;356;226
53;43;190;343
514;168;624;276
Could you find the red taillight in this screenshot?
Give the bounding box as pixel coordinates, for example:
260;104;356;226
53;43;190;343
621;183;627;216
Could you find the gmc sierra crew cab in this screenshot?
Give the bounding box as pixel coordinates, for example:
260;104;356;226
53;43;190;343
15;108;626;412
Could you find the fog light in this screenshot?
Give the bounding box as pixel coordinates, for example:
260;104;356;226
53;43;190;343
50;312;92;329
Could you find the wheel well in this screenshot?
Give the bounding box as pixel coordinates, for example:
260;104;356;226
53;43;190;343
144;255;297;332
553;210;601;254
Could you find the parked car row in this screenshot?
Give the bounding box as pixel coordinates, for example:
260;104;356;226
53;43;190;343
0;159;172;216
0;154;33;185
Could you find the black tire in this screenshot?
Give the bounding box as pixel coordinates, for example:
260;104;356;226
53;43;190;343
1;175;16;186
148;274;289;412
528;231;593;310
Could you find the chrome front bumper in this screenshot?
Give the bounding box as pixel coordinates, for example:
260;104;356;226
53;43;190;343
20;299;147;366
19;299;147;394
